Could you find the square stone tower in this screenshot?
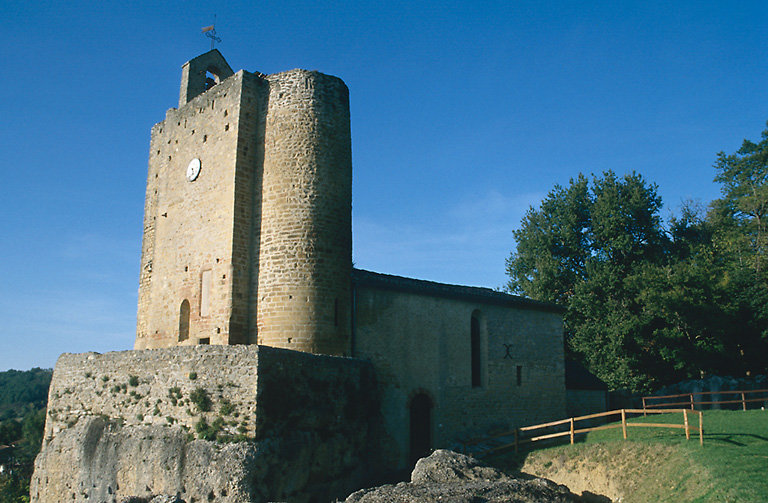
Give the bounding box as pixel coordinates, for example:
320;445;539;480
135;50;352;356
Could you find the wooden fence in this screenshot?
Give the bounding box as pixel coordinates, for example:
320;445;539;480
461;408;703;457
642;388;768;411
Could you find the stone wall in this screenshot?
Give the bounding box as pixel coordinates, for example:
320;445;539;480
42;346;259;442
254;69;352;357
352;270;566;469
32;345;382;503
136;72;249;348
136;54;352;356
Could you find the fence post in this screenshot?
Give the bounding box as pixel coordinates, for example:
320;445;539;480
741;392;747;411
683;409;690;440
514;428;519;453
690;393;695;410
642;397;647;416
621;409;627;440
698;411;703;446
569;417;575;444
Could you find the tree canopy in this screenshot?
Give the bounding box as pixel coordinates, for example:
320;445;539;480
507;124;768;392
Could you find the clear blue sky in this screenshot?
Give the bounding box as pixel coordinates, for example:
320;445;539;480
1;0;766;370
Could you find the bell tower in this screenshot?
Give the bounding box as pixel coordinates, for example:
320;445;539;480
135;52;352;356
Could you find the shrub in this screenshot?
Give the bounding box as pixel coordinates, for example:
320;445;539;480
168;386;182;406
190;388;212;412
195;417;223;441
219;399;235;416
188;372;197;380
128;375;139;387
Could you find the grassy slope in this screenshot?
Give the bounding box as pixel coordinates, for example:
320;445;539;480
487;410;768;502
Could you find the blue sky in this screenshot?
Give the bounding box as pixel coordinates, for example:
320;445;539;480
1;0;767;370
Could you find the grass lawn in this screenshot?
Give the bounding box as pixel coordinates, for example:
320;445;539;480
487;410;768;502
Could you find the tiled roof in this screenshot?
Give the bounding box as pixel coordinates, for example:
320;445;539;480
565;360;608;390
352;269;564;313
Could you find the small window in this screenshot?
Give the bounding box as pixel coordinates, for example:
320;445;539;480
198;338;210;345
516;365;522;386
178;300;190;342
471;313;482;388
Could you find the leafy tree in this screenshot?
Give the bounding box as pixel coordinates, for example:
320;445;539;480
506;174;591;304
0;369;52;422
0;420;22;446
713;125;768;273
0;369;52;503
506;171;739;392
709;123;768;374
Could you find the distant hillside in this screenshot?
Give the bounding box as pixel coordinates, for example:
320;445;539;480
0;368;52;502
0;368;52;421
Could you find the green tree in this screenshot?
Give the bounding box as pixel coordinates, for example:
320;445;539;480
506;171;737;392
0;369;52;503
709;123;768;374
506;174;591;304
713;124;768;273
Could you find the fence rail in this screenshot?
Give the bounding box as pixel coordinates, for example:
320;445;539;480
461;408;703;457
642;388;768;411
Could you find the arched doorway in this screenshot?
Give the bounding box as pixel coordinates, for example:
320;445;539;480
409;393;432;465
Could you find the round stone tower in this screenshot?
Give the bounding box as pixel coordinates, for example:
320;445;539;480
255;69;352;356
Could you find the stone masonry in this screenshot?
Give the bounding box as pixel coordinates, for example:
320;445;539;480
136;50;351;355
352;270;566;468
31;50;569;502
31;346;382;502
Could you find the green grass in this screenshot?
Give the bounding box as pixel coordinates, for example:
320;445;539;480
487;410;768;502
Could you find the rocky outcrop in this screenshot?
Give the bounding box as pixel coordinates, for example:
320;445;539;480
344;450;583;502
32;415;381;503
31;347;386;503
31;417;261;502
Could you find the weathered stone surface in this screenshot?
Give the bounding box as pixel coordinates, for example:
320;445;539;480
32;418;262;503
344;450;582;503
411;448;510;484
353;270;567;468
136;52;352;355
32;346;383;503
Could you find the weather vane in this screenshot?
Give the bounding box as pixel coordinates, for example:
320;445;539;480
201;16;222;51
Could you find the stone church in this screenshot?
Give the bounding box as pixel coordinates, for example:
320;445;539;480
135;49;565;463
31;51;566;502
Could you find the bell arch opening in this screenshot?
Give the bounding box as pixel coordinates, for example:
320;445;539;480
205;66;222;90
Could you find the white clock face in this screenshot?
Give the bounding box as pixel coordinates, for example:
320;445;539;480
186;158;201;182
